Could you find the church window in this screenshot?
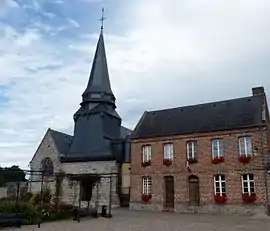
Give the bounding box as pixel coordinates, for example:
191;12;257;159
41;158;54;176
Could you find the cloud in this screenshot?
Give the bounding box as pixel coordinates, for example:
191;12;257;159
0;0;270;169
67;19;80;28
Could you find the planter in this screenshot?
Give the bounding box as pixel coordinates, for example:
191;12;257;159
238;155;251;164
242;193;256;203
141;161;151;167
141;194;152;202
212;156;225;164
188;158;198;164
214;194;227;204
163;159;172;167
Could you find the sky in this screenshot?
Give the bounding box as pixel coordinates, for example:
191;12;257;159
0;0;270;169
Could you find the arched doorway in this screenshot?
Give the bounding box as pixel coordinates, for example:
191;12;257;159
164;176;174;209
188;175;199;206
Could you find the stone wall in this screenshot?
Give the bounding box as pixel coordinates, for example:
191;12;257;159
129;202;266;216
61;161;119;211
0;187;7;199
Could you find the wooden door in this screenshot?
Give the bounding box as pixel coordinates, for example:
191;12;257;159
164;176;174;209
188;176;199;206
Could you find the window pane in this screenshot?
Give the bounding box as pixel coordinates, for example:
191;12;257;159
239;138;245;155
246;138;252;155
219;139;224;156
248;174;254;181
242;174;248;181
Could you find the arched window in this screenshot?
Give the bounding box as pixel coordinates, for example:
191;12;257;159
41;158;54;176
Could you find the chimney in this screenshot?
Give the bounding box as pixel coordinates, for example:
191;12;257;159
252;86;265;96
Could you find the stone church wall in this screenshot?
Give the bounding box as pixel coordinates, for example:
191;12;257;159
61;161;119;211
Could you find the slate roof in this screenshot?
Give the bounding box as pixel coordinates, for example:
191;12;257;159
131;95;264;139
49;129;73;154
49;126;132;155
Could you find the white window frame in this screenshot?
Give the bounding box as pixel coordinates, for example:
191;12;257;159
212;139;224;158
163;143;174;160
239;136;252;156
242;174;255;195
187;141;196;159
214;175;226;196
142;177;152;195
142;145;151;162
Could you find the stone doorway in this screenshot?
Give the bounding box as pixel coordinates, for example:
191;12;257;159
188;175;200;206
164;176;174;209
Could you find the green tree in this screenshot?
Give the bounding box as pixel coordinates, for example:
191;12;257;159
0;165;26;186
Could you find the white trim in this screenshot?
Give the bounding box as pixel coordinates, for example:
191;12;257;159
142;176;152;195
142;145;151;162
163;143;174;160
214;175;226;195
241;174;255;195
212;139;223;158
239;137;252;156
187;141;196;159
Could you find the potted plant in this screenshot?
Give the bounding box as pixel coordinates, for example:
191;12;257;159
141;160;151;167
163;158;172;167
141;194;152;202
212;156;225;164
214;193;227;204
242;192;256;203
238;155;251;164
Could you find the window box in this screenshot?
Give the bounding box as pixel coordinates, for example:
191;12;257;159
141;194;152;202
238;155;251;164
188;158;198;164
163;158;172;167
242;192;256;203
214;193;227;204
212;156;225;164
141;161;151;167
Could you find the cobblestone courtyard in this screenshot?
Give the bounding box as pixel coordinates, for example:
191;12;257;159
8;209;270;231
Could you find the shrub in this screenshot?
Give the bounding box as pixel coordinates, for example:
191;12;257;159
0;201;39;225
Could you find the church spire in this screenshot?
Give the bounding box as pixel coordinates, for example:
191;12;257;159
81;8;115;106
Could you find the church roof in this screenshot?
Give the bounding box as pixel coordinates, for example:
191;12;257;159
49;129;73;154
49;126;131;155
131;94;264;139
82;29;114;104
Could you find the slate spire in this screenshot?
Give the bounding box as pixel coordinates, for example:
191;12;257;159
81;26;115;106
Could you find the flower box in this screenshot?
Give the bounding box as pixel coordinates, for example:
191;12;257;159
141;194;152;202
141;161;151;167
163;158;172;167
212;156;225;164
238;155;251;164
214;194;227;204
242;193;256;203
188;158;198;164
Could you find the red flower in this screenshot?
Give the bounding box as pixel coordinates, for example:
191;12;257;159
238;155;251;164
141;194;152;202
242;193;256;203
214;193;227;204
163;158;172;167
212;156;225;164
188;158;198;164
141;160;151;167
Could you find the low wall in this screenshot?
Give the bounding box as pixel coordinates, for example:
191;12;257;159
0;187;7;199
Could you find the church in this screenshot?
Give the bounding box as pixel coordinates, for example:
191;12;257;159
29;24;132;209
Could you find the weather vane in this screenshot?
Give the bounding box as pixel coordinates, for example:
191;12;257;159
99;7;106;30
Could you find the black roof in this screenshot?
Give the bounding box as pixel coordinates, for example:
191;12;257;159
49;126;131;155
131;95;264;139
49;129;73;154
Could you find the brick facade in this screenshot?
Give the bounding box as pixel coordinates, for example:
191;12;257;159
130;127;270;215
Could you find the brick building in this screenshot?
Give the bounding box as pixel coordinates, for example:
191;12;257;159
130;87;270;215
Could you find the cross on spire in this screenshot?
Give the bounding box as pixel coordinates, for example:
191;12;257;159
99;7;106;30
